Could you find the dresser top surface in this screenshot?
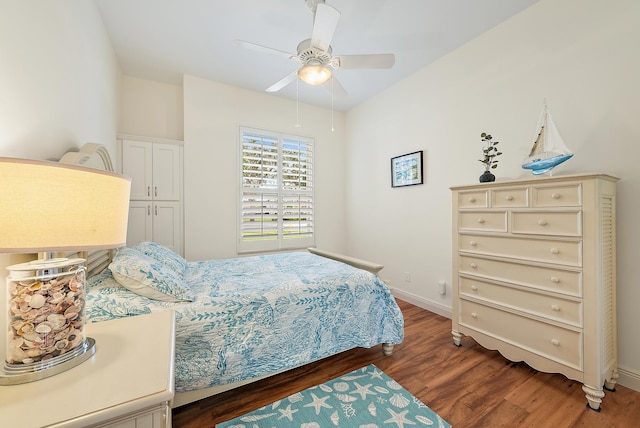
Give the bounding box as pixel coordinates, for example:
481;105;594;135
451;172;619;191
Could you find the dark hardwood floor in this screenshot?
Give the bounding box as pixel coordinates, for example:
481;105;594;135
172;299;640;427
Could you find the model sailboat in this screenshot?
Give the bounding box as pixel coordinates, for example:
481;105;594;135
522;103;573;175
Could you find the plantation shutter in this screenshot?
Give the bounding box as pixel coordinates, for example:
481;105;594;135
239;127;314;252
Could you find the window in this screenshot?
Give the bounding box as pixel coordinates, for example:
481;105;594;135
239;127;314;252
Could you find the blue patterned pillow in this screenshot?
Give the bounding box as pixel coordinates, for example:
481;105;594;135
109;247;192;302
132;241;187;275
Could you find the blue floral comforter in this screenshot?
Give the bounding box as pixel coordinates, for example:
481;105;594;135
86;252;404;393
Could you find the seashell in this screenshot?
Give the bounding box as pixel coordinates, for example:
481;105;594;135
48;292;65;304
28;294;46;309
47;313;67;330
8;347;29;363
10;337;25;349
319;383;333;393
301;423;321;428
54;339;68;350
288;392;304;403
54;327;70;341
374;386;389;394
56;301;72;313
415;415;434;425
386;380;403;390
69;278;82;292
28;281;42;291
334;381;350;392
25;348;44;358
17;322;35;335
65;304;81;316
21;332;42;342
21;358;34;364
335;394;357;402
330;411;340;426
22;309;39;320
35;323;52;334
368;402;377;416
389;393;410;408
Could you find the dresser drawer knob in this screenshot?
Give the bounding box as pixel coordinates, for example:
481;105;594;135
471;285;478;291
552;193;561;200
470;241;477;247
551;339;560;346
550;276;560;283
550;248;559;255
551;304;560;312
471;312;478;319
470;263;478;269
477;218;485;224
538;219;548;226
506;195;514;201
469;197;476;203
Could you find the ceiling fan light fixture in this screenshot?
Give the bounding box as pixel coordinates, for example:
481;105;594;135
298;64;332;85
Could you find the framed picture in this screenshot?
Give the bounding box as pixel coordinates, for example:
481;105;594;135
391;150;423;187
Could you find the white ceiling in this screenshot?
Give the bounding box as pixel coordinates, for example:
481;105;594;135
95;0;539;111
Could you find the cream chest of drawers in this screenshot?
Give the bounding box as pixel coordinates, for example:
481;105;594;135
451;173;618;411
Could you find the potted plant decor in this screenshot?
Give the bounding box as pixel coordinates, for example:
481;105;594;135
478;132;502;182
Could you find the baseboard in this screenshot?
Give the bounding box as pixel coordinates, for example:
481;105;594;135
391;288;452;319
617;365;640;392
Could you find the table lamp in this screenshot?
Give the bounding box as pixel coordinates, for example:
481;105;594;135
0;157;131;384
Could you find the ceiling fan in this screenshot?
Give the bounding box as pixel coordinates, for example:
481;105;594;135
235;0;395;96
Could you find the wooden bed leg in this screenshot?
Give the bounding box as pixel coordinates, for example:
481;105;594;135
382;343;394;356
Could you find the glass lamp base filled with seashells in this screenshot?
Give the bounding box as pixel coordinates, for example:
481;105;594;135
1;258;96;385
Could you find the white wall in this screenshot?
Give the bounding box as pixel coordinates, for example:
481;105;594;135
120;75;184;141
182;75;347;261
0;0;121;341
0;0;120;160
346;0;640;389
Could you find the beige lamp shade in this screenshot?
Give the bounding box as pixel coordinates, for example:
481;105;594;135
0;157;131;252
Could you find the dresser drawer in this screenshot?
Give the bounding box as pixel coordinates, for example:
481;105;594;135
459;255;582;297
458;190;488;208
532;184;581;207
459;211;507;232
459;235;581;267
511;211;582;237
459;276;582;327
459;300;582;370
491;187;528;208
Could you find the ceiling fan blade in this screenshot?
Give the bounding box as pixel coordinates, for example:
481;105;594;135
266;71;298;92
310;3;340;52
332;54;395;69
234;40;294;61
322;75;348;97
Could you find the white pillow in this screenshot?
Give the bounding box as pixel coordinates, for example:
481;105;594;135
109;247;192;302
132;241;188;275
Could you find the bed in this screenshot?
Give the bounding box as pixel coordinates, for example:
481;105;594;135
61;143;404;408
85;243;404;407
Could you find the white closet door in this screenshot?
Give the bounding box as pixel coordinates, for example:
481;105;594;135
127;201;153;247
153;143;181;201
122;140;153;200
152;201;183;255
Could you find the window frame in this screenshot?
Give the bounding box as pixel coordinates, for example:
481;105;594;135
238;126;315;253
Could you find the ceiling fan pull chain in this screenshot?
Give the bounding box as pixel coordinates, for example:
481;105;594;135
331;76;335;132
295;78;301;128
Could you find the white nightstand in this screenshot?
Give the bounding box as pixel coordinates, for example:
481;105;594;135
0;310;176;428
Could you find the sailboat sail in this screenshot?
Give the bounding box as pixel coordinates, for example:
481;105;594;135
522;104;573;175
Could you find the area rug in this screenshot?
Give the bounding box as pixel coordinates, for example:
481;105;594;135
216;364;451;427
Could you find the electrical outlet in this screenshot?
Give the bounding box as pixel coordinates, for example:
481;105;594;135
404;272;411;282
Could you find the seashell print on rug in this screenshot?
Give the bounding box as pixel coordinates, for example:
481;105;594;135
216;364;451;428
